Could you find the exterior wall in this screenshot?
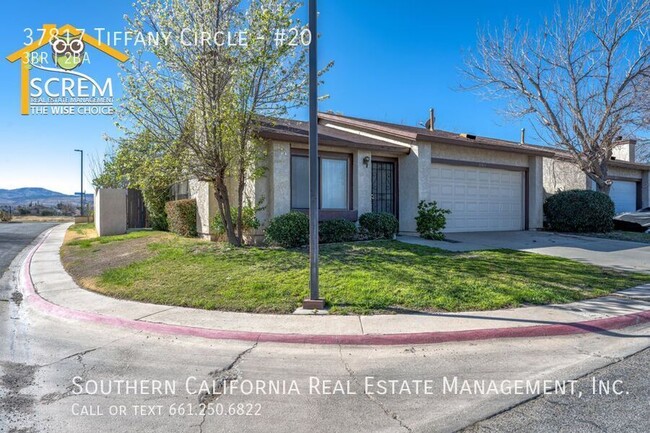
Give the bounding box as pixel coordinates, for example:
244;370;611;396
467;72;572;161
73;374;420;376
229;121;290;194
641;171;650;207
354;150;372;216
609;166;642;180
543;158;589;196
269;141;291;219
612;141;636;163
94;188;127;237
431;142;529;167
188;179;216;239
528;156;544;229
398;145;422;233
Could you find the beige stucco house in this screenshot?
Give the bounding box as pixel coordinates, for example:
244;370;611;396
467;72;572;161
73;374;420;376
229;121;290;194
543;139;650;215
184;113;580;239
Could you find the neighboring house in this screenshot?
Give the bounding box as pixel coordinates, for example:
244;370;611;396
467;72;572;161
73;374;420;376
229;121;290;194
543;139;650;215
185;113;650;239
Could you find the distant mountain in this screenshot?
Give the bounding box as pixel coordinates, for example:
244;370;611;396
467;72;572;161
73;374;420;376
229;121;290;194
0;188;94;206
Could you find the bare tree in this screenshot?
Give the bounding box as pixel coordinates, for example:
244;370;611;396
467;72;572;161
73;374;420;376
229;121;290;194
463;0;650;194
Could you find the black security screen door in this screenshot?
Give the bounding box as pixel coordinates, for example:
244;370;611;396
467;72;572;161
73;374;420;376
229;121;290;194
371;161;396;215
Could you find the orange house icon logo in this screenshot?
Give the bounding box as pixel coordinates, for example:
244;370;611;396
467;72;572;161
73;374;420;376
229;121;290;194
6;24;129;115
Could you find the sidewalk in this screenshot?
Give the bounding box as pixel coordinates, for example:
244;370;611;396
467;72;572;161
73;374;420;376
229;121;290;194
21;224;650;345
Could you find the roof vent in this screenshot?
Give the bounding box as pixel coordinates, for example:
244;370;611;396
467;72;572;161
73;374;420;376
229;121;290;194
460;133;476;140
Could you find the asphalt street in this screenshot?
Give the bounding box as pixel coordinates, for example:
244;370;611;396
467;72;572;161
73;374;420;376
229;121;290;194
1;223;649;433
0;223;56;275
463;348;650;432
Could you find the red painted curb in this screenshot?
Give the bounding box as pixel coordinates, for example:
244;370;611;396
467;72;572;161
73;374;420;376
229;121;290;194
22;228;650;345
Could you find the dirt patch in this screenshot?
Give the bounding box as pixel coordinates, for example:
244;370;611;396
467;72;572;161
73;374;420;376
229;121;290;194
61;234;168;282
63;226;98;244
10;291;23;306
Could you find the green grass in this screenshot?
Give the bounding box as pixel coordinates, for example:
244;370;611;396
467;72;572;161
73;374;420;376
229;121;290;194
62;230;650;315
67;230;160;248
579;231;650;244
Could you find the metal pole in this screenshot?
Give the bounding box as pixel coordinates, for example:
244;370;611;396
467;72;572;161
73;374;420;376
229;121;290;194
304;0;323;309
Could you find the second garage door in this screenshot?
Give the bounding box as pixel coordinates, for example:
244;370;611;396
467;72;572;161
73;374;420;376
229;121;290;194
430;163;525;232
610;180;638;214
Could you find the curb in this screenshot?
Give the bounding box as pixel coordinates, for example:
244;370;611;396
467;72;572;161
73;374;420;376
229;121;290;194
22;228;650;346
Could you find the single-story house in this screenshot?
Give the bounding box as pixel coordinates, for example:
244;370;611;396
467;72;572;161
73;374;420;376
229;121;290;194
543;139;650;215
181;113;650;239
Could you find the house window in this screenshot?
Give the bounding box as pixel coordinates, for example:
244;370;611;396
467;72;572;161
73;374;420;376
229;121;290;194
290;154;350;210
291;156;309;209
170;180;189;200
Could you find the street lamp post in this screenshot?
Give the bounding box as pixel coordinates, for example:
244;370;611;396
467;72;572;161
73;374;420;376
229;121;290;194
74;149;84;217
303;0;325;310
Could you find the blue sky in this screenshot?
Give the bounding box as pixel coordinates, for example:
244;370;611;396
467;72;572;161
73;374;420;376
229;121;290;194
0;0;563;194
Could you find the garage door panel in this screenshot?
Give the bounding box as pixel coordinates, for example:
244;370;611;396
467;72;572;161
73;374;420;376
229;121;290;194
610;180;638;215
431;163;524;232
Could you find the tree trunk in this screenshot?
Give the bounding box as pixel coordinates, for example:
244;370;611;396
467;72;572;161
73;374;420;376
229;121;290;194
594;160;611;195
595;181;611;195
212;174;240;246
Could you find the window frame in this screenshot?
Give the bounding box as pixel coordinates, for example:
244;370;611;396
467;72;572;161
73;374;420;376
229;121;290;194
289;150;353;212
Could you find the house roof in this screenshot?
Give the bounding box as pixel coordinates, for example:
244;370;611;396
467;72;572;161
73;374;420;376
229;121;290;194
318;112;556;157
256;118;412;154
258;113;650;170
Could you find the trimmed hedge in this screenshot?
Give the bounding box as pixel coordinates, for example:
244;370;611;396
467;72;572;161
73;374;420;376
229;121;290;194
544;190;614;233
265;212;310;247
319;219;357;243
359;212;399;239
165;199;197;237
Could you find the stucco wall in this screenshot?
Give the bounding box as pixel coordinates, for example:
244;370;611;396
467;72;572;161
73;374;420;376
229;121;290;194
431;142;529;167
528;156;544;229
188;179;216;239
354;150;372;216
94;188;127;237
543;158;589;196
269;141;291;219
398;145;421;233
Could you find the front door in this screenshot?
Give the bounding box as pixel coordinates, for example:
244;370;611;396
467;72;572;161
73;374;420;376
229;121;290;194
371;160;396;216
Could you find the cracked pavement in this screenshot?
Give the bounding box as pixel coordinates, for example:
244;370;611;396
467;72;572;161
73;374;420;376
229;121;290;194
1;223;649;433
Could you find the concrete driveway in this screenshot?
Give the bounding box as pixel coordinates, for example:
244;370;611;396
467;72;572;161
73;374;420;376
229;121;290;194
444;231;650;273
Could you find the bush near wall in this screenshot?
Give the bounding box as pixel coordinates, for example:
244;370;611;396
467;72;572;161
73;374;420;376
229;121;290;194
319;219;357;243
415;200;451;240
359;212;399;239
165;199;197;237
544;190;615;233
265;212;310;247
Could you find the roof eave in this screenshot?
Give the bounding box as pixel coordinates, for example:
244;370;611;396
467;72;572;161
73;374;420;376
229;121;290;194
417;134;555;157
257;131;411;155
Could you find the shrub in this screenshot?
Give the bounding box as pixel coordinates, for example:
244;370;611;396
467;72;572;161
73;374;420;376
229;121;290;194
359;212;399;239
544;189;614;233
415;200;451;240
212;205;261;236
0;210;11;222
165;199;197;237
265;212;310;247
319;219;357;243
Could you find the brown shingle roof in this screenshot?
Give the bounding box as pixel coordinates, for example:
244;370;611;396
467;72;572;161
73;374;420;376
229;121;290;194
319;112;556;157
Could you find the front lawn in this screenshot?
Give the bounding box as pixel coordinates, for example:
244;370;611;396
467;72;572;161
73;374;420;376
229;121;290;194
576;231;650;244
60;228;650;314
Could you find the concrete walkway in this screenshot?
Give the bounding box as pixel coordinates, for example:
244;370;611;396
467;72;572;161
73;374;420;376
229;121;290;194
400;231;650;273
21;224;650;343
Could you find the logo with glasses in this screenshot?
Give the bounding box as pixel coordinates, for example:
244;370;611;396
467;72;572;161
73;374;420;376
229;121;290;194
6;24;128;115
51;32;86;70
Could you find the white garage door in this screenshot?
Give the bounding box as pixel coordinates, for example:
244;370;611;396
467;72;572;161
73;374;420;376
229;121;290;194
430;163;525;232
610;180;638;214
